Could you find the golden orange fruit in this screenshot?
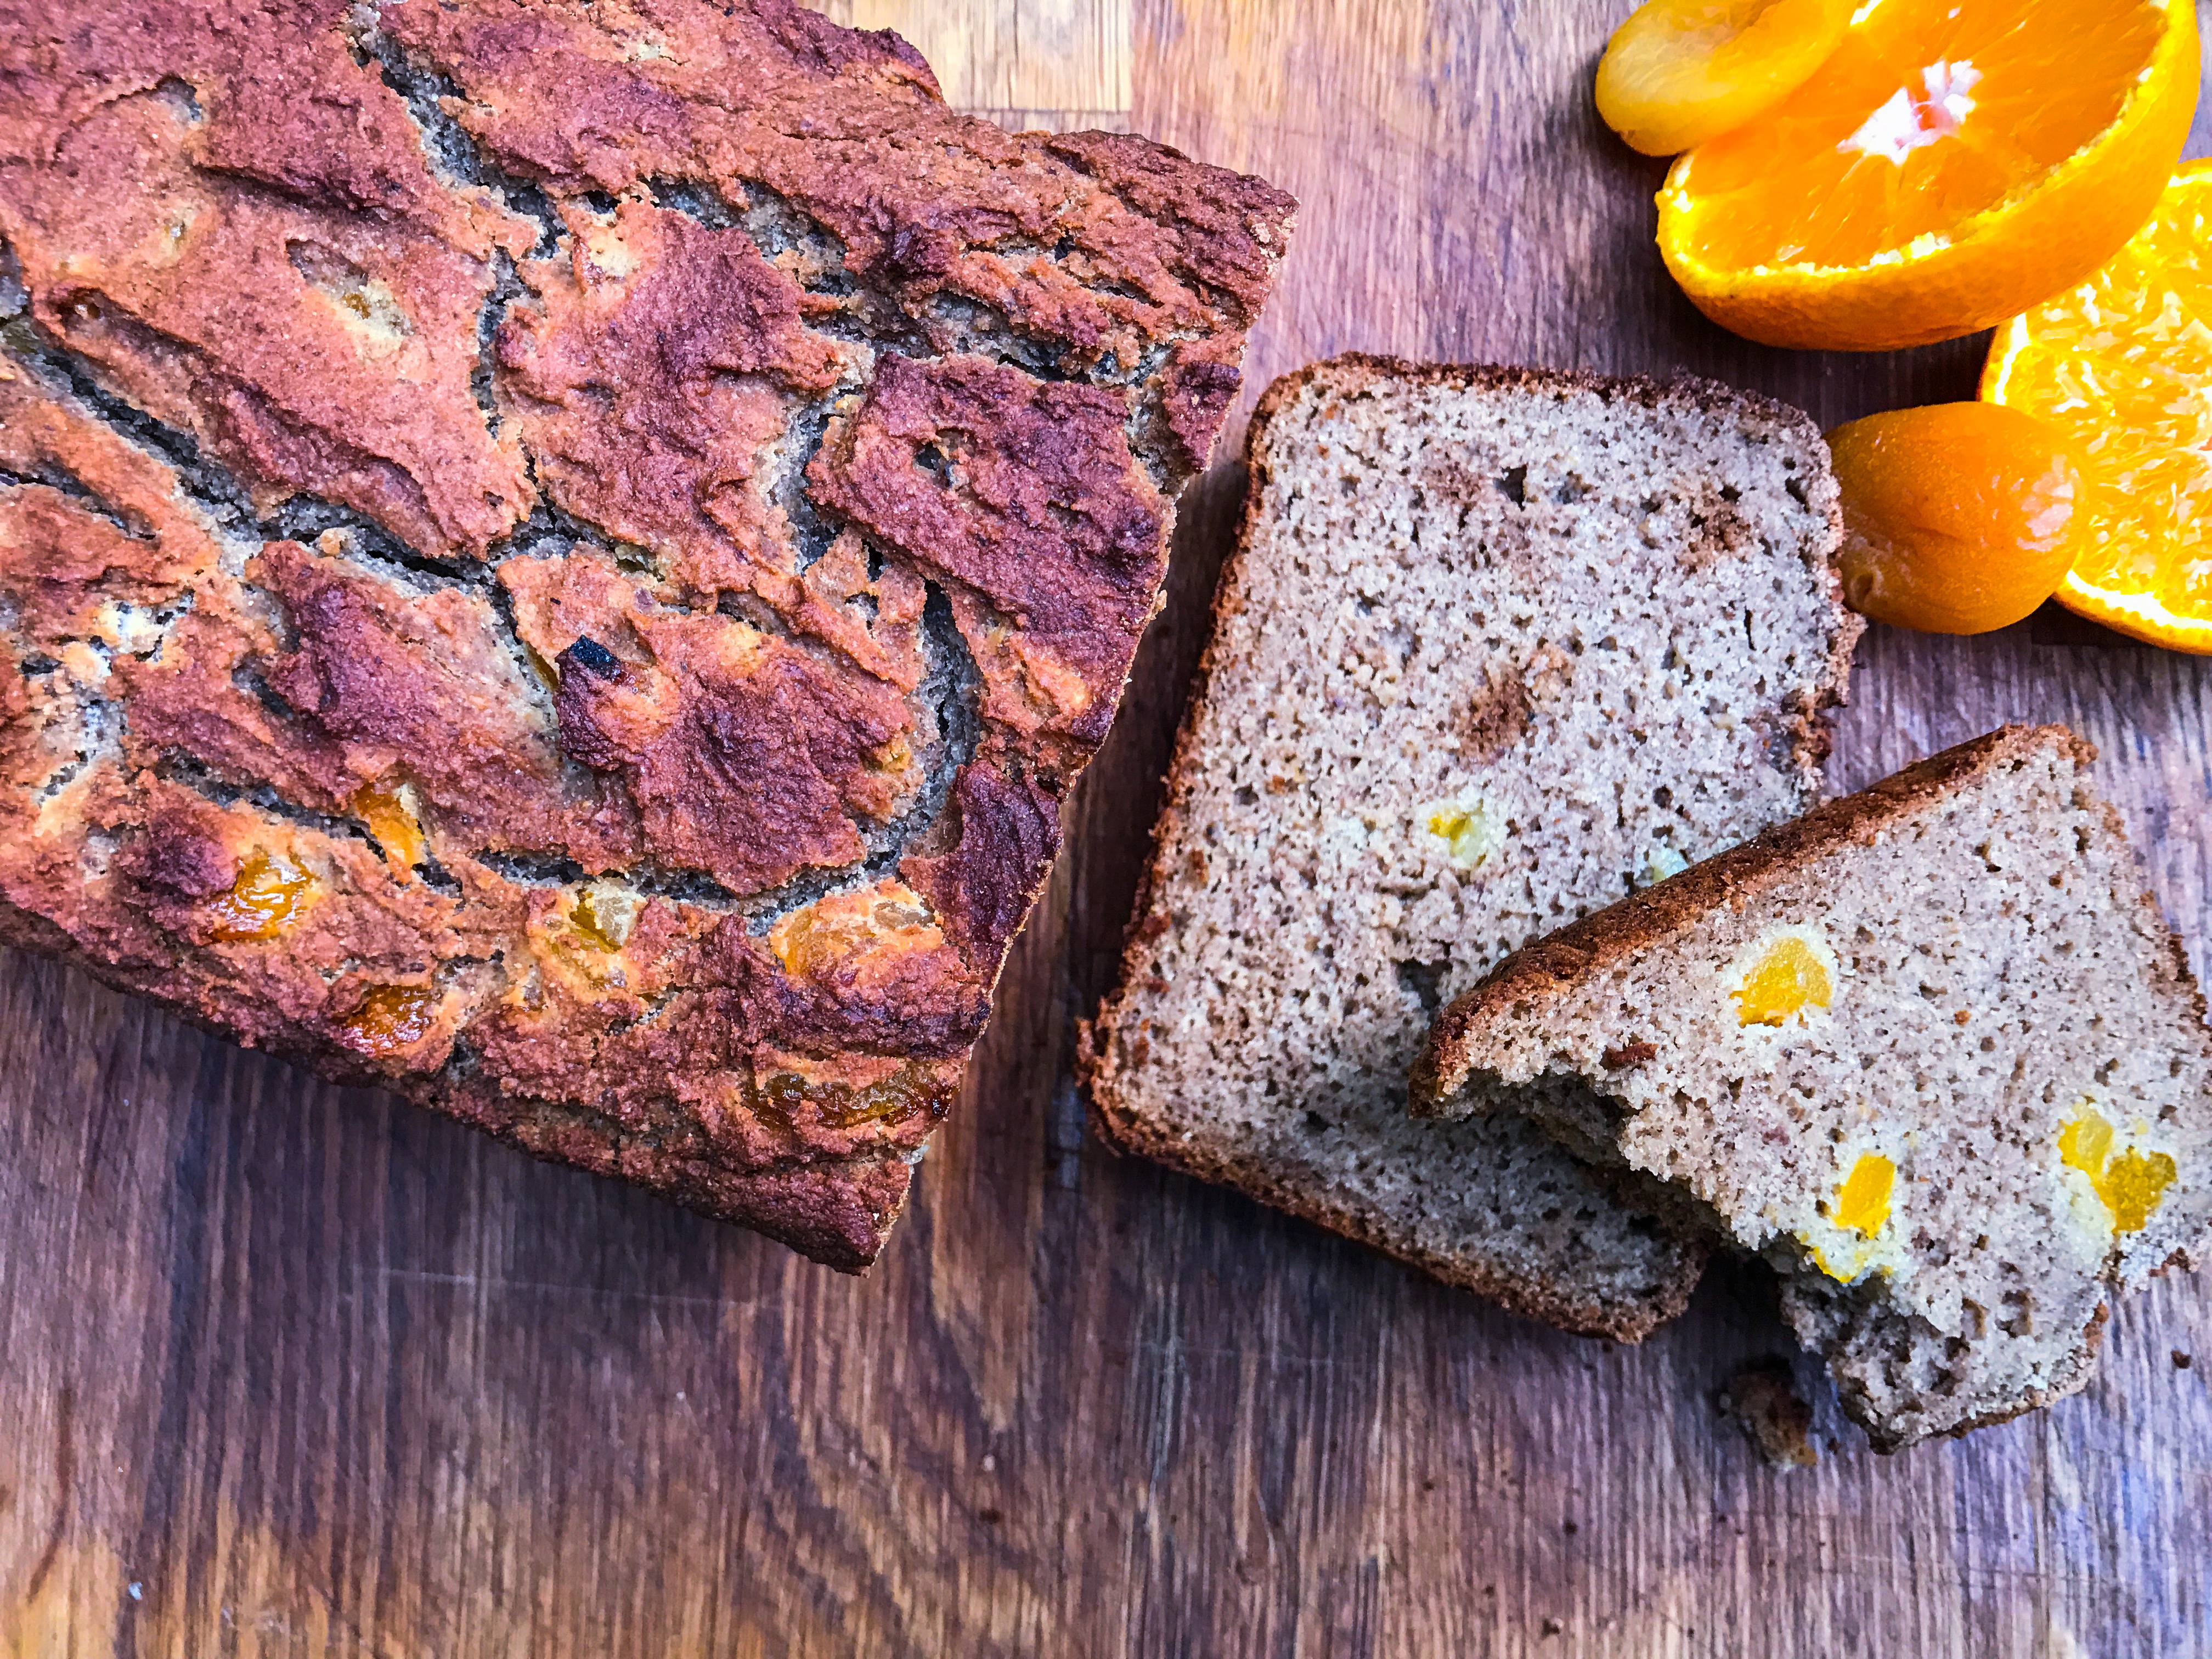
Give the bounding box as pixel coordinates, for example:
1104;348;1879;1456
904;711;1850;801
1596;0;1854;157
205;850;317;942
1831;1153;1895;1237
1659;0;2198;351
342;984;442;1055
1829;402;2083;635
1731;930;1835;1026
1982;161;2212;652
2058;1107;2177;1234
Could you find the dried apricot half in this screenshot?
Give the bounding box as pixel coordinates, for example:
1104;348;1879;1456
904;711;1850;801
1597;0;1852;157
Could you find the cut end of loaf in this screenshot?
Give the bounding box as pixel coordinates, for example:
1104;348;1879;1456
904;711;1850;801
1087;353;1859;1340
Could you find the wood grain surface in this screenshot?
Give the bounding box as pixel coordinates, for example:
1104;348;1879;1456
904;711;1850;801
816;0;1131;129
5;2;2211;1654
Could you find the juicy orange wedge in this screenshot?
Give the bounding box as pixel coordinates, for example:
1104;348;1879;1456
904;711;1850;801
1829;402;2084;635
1597;0;1853;157
1659;0;2199;351
1982;162;2212;652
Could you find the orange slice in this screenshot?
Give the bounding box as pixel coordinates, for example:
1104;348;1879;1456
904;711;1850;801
1596;0;1854;157
1829;402;2084;635
1658;0;2198;351
1982;162;2212;651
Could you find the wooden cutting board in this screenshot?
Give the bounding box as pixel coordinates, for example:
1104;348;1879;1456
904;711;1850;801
5;3;2209;1653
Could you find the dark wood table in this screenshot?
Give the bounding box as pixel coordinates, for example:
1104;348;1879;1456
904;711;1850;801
5;2;2209;1651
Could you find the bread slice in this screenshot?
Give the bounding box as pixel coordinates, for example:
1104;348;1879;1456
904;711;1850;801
1081;356;1860;1339
0;0;1292;1269
1415;726;2212;1447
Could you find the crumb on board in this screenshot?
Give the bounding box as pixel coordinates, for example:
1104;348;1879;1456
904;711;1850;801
1719;1359;1820;1468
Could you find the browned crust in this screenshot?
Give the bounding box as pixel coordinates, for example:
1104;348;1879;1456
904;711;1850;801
1818;1295;2112;1454
1079;352;1854;1337
1975;1248;2212;1445
0;894;915;1267
1410;724;2140;1112
1908;1300;2110;1452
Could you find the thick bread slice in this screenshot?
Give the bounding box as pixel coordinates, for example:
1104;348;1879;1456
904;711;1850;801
1415;726;2212;1448
1082;356;1860;1339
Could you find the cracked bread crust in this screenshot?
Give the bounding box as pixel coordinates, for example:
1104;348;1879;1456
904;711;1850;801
1081;354;1858;1340
0;0;1293;1268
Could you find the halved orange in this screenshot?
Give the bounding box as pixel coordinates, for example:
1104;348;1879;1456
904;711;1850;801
1596;0;1855;157
1983;163;2212;652
1658;0;2199;351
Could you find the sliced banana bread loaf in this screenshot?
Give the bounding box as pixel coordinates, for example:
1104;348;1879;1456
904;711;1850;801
1415;726;2212;1447
1082;356;1859;1339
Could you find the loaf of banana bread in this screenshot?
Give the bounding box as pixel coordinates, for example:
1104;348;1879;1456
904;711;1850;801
0;0;1293;1267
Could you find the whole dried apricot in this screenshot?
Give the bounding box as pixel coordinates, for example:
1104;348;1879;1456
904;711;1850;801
1830;403;2084;635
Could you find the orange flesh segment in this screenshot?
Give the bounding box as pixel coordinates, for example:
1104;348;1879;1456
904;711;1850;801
1733;934;1833;1025
2059;1107;2177;1233
1832;1153;1895;1235
205;851;315;941
1680;0;2164;271
1984;162;2212;640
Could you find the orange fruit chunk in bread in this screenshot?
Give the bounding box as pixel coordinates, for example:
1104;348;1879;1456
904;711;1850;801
205;851;316;942
1832;1153;1895;1235
351;782;427;872
343;985;441;1054
2059;1107;2178;1233
1733;931;1835;1025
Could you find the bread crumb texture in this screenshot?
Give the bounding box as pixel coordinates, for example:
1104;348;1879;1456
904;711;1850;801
0;0;1293;1268
1421;726;2212;1447
1085;355;1857;1339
